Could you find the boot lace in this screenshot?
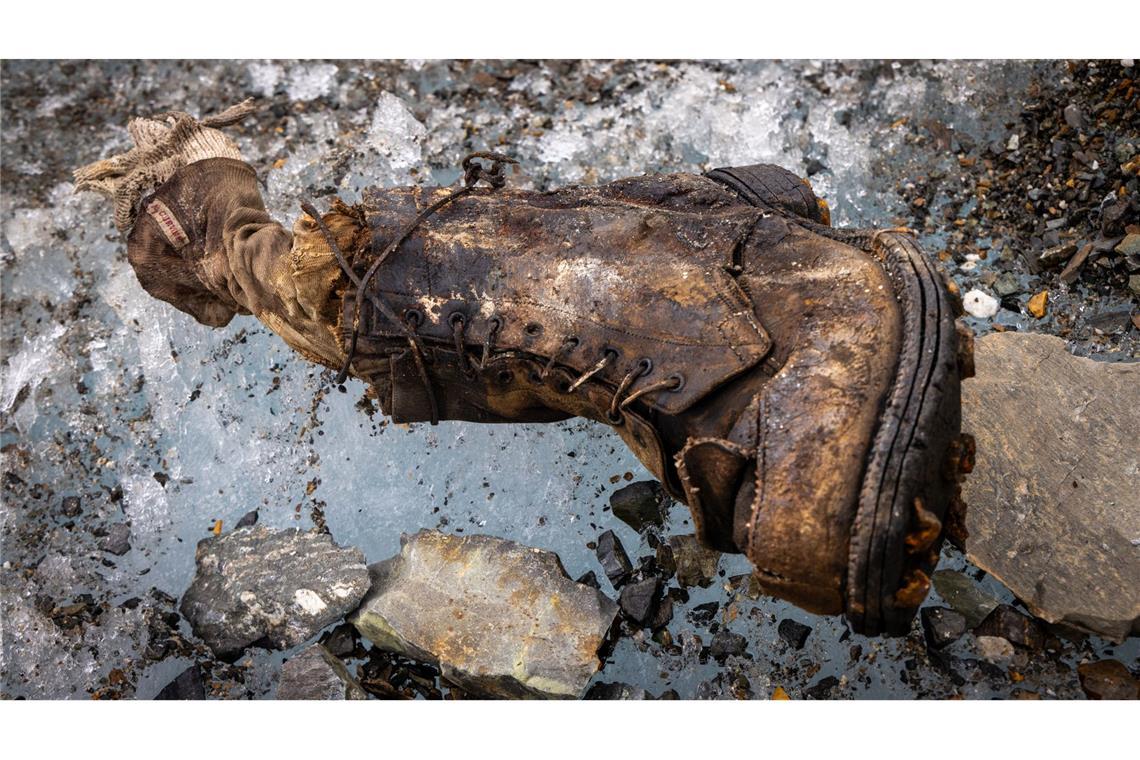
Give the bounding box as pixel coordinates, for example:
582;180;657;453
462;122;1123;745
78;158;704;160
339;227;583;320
304;151;517;425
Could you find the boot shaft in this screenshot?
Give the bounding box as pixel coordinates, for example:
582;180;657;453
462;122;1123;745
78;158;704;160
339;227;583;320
346;174;775;427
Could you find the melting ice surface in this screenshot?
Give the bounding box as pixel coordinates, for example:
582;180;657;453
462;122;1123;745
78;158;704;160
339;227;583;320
2;60;1134;699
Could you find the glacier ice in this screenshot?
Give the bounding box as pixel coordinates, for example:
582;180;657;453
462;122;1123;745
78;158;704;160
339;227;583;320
4;60;1135;700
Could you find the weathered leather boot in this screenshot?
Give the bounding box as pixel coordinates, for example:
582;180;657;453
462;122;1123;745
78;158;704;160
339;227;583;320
339;163;972;635
77;105;972;636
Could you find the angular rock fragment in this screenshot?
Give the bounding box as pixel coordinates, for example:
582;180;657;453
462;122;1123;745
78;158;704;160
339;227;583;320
1077;659;1140;700
974;605;1045;651
179;526;370;659
804;676;840;700
350;530;619;699
154;664;205;700
975;635;1015;666
667;534;720;588
992;272;1020;297
99;523;131;556
619;576;660;626
931;570;1000;628
1114;232;1140;257
777;618;812;650
1026;290;1048;318
61;496;82;518
709;629;747;661
595;529;633;587
649;594;674;630
585;681;653;700
276;644;367;700
235;509;259;528
1038;243;1076;269
689;602;719;625
320;623;359;659
575;570;600;590
921;606;967;650
609;480;668;532
961;333;1140;640
1063;103;1085;130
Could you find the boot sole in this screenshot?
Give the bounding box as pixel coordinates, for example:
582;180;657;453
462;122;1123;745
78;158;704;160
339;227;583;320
845;232;963;636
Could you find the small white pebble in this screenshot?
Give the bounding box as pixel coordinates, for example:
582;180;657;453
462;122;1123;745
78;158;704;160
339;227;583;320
963;289;1000;319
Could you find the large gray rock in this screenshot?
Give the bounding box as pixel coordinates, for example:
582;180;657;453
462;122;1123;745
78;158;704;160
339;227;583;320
962;333;1140;640
180;526;370;659
350;530;618;699
276;644;367;700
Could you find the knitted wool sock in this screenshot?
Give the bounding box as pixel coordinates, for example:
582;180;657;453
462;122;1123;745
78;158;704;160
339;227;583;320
74;99;258;232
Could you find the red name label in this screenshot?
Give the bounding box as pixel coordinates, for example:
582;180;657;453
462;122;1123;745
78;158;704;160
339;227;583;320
145;199;190;248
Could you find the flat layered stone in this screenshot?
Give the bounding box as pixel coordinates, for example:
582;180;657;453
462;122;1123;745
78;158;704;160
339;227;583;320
961;333;1140;640
180;526;370;659
350;530;618;699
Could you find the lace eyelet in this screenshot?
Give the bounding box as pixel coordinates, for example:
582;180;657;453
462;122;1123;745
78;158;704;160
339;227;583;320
448;311;467;328
497;369;513;385
668;373;686;391
606;409;625;425
637;357;653;375
524;322;544;337
402;308;424;328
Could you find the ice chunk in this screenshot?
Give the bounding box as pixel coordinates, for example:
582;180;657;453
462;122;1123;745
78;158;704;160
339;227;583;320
367;92;426;173
286;63;338;102
0;323;65;431
248;62;283;97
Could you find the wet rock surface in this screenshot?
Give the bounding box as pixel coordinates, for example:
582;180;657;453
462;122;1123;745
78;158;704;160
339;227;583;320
3;59;1137;699
609;481;668;532
179;526;370;659
921;607;967;650
962;333;1140;640
585;681;655;700
1077;659;1140;700
974;605;1046;651
976;635;1016;666
154;664;205;700
97;522;131;556
276;644;367;700
931;570;1001;628
667;535;720;589
710;629;748;661
619;576;661;626
777;619;812;650
319;623;359;659
595;529;634;587
350;530;618;699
